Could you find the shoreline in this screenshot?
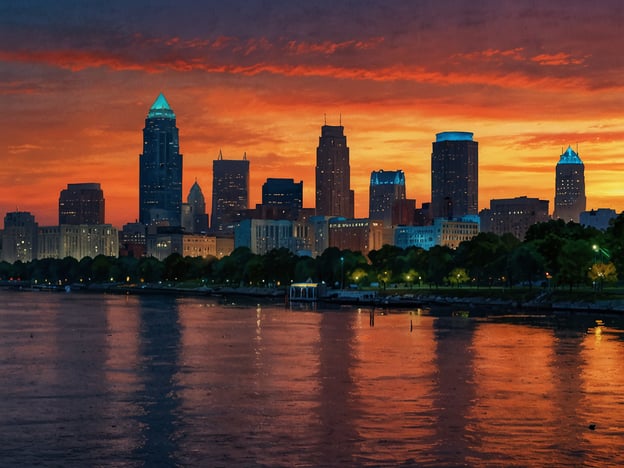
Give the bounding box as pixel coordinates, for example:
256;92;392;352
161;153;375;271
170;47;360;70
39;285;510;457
5;281;624;315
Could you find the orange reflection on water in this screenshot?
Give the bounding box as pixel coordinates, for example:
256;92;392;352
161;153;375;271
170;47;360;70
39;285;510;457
349;311;439;465
580;322;624;465
467;323;560;466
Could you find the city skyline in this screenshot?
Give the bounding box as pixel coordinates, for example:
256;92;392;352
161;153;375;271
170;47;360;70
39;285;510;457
2;1;624;227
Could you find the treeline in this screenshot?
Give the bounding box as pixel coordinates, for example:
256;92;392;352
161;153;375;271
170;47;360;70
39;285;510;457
1;217;623;290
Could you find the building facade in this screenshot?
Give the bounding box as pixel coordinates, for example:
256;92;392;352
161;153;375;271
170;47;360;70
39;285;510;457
1;211;38;263
394;217;479;250
369;170;406;225
554;146;586;223
59;183;105;225
315;124;354;218
210;151;249;236
328;218;384;255
38;224;118;260
431;132;478;219
480;196;550;240
139;93;183;226
580;208;617;231
262;178;303;220
235;218;295;255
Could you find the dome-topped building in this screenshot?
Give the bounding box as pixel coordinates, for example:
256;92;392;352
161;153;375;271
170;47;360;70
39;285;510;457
554;145;586;223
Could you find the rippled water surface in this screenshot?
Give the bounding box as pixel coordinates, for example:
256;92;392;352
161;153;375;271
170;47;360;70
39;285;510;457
1;291;623;467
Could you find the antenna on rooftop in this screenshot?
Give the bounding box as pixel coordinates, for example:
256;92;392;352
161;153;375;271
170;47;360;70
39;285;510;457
339;113;342;126
324;113;326;125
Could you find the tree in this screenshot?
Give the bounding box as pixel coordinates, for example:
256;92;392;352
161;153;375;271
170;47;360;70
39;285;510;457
163;253;189;282
91;255;114;282
556;240;593;290
447;267;469;287
293;256;316;283
507;242;545;288
588;262;617;291
138;256;165;283
427;245;454;287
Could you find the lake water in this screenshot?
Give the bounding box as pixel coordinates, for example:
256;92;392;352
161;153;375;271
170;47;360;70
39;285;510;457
0;291;623;467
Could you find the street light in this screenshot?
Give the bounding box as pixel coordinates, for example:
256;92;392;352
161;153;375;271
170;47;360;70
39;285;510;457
340;256;344;290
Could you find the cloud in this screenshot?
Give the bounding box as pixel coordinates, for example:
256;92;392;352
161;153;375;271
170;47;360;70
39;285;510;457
7;143;43;154
531;52;588;66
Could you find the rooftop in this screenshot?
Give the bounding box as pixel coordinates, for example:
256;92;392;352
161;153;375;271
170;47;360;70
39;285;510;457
558;145;583;165
147;93;176;119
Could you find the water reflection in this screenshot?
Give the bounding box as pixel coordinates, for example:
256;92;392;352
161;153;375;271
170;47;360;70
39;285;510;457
310;310;361;465
133;295;182;466
431;314;478;466
1;293;624;466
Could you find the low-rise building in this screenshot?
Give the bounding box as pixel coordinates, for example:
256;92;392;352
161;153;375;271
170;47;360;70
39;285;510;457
580;208;617;231
38;224;118;260
394;216;479;250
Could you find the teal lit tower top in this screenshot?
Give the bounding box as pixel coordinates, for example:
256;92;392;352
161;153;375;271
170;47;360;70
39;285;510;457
554;145;585;222
557;145;583;165
148;93;176;119
139;93;183;226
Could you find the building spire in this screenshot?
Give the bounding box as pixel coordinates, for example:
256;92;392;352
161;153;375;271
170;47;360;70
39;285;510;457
148;93;175;119
218;149;223;160
243;151;247;160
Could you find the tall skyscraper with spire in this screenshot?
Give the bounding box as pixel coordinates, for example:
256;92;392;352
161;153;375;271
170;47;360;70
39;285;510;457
315;123;354;218
431;132;478;219
139;93;183;226
554;145;586;223
210;151;249;236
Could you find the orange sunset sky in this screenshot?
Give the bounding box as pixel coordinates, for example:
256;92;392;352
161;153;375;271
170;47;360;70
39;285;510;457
2;1;624;228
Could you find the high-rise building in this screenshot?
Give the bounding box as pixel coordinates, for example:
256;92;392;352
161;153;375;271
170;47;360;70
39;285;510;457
315;124;354;218
369;170;406;225
1;211;38;263
480;196;549;240
139;93;183;226
59;183;105;225
554;146;586;223
431;132;478;219
182;180;209;234
262;178;303;220
210;151;249;236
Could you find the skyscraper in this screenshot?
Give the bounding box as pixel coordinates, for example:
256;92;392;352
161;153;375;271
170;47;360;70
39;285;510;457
1;211;38;263
262;178;303;220
315;124;354;218
186;180;209;233
431;132;478;219
59;183;105;225
139;93;183;226
554;146;586;223
211;151;249;236
369;170;406;225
